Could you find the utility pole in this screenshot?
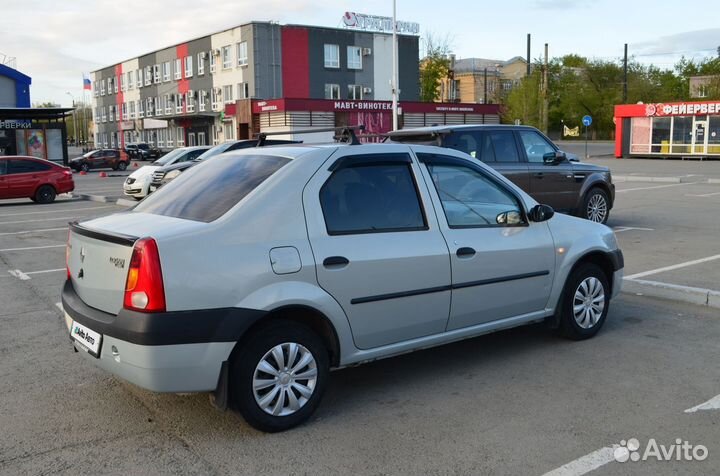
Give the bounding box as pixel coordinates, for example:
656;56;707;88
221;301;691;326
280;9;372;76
391;0;399;131
542;43;549;134
483;67;488;104
66;92;77;146
526;34;531;76
623;43;628;103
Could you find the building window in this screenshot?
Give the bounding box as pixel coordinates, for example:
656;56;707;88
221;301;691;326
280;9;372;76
237;42;248;66
198;53;205;75
325;83;341;99
146;97;154;117
347;46;362;70
199;90;207;111
167;127;174;147
176;93;183;113
184;56;193;78
222;45;232;69
130;101;137;119
187;90;195;113
127;71;134;89
114;77;118;93
177;127;185;146
164;94;172;114
237;82;249;99
143;66;150;86
137;99;144;118
162;62;170;82
100;79;106;96
224;122;235;140
94;81;99;97
122;102;128;120
348;84;363;100
120;74;126;91
210;53;217;73
324;44;340;68
223;84;233;104
698;84;708;98
101;106;107;122
94;107;99;123
136;70;142;88
154;97;161;116
212;88;221;110
153;64;160;83
158;128;165;148
174;59;182;80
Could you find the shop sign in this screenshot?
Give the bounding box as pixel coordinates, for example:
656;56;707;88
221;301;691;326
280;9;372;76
256;101;278;112
646;102;720;117
334;101;394;111
342;12;420;35
120;121;134;131
0;119;32;129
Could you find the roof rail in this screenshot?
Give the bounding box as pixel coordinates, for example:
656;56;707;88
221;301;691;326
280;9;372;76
255;125;365;147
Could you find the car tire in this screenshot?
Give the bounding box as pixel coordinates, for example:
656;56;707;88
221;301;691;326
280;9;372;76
34;185;57;204
80;163;90;172
117;161;128;171
557;263;610;340
582;187;610;224
230;320;329;433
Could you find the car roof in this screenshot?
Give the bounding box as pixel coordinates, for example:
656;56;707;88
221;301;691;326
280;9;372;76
388;123;539;137
0;155;60;164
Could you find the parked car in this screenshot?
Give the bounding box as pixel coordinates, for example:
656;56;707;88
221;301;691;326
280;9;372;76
69;149;130;172
125;143;162;161
62;142;623;432
388;125;615;224
0;155;74;203
149;139;299;191
123;146;210;200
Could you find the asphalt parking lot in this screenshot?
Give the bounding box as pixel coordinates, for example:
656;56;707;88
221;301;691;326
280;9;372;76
1;157;719;475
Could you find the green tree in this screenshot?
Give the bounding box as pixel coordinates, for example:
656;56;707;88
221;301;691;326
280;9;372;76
419;33;451;102
502;67;542;126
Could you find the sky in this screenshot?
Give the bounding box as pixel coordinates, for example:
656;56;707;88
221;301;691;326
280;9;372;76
2;0;719;106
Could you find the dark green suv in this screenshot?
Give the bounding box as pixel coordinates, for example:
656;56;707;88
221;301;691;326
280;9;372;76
388;125;614;224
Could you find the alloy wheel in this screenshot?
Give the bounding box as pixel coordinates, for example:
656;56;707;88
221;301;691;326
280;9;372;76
252;342;318;417
573;277;605;329
586;193;607;223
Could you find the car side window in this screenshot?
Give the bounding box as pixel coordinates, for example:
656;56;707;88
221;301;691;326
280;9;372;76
320;158;427;235
488;131;520;163
8;159;51;174
0;160;6;175
187;150;205;160
445;132;497;163
518;130;556;163
420;155;525;228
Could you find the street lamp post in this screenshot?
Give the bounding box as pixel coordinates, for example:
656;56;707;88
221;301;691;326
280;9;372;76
391;0;399;131
66;92;77;146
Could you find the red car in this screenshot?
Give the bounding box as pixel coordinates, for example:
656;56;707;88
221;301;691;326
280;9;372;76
0;156;75;204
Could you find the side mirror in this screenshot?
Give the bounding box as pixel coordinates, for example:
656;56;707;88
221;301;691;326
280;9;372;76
529;204;555;222
543;151;566;165
496;210;524;225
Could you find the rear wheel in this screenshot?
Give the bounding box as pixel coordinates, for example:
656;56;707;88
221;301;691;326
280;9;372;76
117;161;128;171
557;263;610;340
582;188;610;224
230;320;329;432
34;185;56;204
80;163;89;172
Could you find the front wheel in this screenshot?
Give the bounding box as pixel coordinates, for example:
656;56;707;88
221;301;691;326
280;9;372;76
582;188;610;224
117;161;128;171
80;163;90;172
230;320;329;432
557;263;610;340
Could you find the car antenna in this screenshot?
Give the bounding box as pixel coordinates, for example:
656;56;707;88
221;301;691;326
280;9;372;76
255;125;365;146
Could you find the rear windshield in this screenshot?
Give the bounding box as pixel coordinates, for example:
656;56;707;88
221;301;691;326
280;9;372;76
133;154;290;222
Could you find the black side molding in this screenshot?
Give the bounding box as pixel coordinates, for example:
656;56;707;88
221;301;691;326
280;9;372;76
609;249;624;271
62;280;267;346
69;221;138;247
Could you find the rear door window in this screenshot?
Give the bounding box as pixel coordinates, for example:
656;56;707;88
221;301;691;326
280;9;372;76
488;131;520;163
320;156;427;235
134;154;290;222
8;159;51;174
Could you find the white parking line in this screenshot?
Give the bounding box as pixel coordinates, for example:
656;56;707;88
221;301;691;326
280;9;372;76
0;216;91;225
25;268;65;275
0;205;114;218
686;191;720;197
55;302;63;312
0;244;65;252
8;269;31;280
624;254;720;280
616;183;692;193
685;395;720;413
613;226;654;233
541;447;616;476
0;227;67;236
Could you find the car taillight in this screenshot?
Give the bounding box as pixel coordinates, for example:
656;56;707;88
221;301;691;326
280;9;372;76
123;238;166;313
66;230;71;280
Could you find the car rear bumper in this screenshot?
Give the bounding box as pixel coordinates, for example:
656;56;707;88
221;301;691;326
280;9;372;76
61;280;266;392
609;249;624;299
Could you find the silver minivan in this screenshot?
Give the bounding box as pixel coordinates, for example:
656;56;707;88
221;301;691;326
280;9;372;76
62;142;623;432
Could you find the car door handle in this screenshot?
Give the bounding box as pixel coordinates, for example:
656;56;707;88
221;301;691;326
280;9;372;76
323;256;349;268
533;172;544;178
456;247;476;257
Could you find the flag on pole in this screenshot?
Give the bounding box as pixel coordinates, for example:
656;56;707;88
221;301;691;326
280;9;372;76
83;73;91;91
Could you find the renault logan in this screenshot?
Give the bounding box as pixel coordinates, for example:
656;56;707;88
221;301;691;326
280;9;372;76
62;143;623;432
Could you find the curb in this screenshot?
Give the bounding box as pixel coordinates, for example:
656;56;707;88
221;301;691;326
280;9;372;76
622;278;720;309
116;198;137;207
613;175;682;184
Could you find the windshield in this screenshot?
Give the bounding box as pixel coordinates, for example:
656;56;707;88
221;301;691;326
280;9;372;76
193;142;236;162
134;154;290;222
154;148;186;166
82;150;100;158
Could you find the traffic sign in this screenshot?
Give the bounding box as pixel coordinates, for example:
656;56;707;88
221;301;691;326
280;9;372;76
582;115;592;127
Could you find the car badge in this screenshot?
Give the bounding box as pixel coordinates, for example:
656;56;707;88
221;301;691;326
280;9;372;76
80;246;86;263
